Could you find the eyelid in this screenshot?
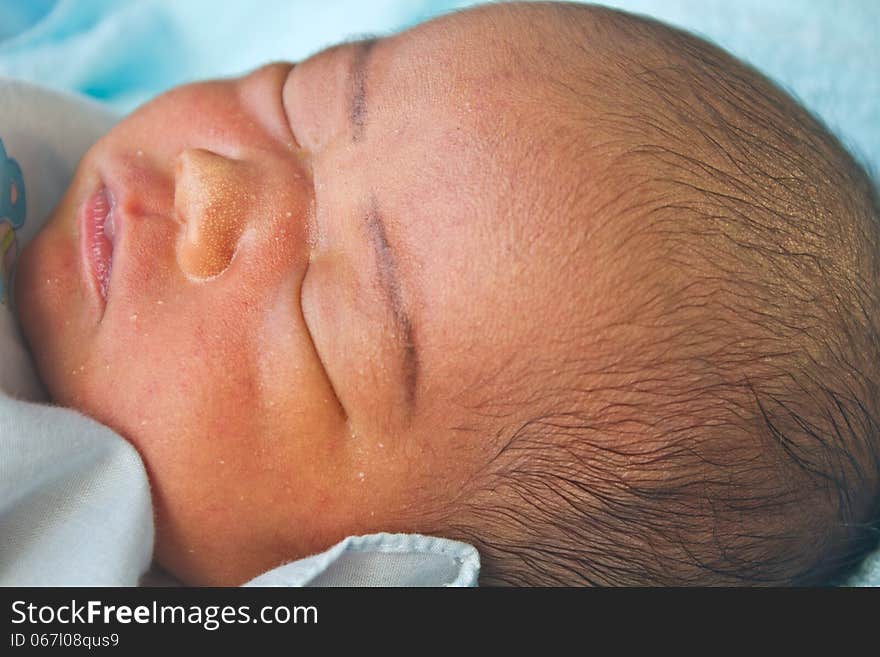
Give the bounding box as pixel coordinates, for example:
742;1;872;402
299;257;351;423
294;168;344;418
282;64;340;417
279;64;308;157
280;38;375;153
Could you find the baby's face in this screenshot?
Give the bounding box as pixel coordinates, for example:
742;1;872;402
16;4;602;584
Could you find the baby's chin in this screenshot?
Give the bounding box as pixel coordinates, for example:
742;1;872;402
153;525;332;587
143;463;376;587
156;546;269;587
151;505;299;587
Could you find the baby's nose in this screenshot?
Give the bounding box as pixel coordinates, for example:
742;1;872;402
174;148;254;279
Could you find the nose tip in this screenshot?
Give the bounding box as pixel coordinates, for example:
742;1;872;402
174;148;250;279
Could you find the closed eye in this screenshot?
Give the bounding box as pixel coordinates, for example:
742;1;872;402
298;255;351;423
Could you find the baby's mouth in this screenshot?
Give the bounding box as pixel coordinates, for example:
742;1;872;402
80;185;116;301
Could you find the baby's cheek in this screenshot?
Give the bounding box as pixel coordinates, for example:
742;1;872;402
100;317;245;433
14;229;91;399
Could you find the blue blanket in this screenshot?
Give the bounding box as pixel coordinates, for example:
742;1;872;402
1;0;876;171
1;0;878;586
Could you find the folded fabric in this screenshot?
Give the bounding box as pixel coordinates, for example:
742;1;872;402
0;394;154;586
843;547;880;588
245;533;480;587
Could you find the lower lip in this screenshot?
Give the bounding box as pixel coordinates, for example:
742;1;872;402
80;185;116;301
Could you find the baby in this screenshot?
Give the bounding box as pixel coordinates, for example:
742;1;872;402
13;1;880;586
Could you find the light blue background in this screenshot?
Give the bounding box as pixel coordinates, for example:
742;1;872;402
0;0;877;174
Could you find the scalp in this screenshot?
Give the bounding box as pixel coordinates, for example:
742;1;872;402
433;2;880;585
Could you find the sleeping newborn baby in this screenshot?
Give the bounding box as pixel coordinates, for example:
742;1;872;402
14;1;880;585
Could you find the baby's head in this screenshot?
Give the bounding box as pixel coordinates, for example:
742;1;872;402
15;2;880;585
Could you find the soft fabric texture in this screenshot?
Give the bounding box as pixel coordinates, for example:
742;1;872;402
845;547;880;588
245;534;480;587
0;0;877;586
0;394;154;586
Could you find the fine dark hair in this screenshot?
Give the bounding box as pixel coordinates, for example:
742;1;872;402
444;3;880;585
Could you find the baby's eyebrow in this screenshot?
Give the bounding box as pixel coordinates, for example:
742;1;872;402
349;37;378;142
365;196;419;415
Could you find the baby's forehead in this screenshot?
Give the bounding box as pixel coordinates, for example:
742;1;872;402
400;2;654;63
